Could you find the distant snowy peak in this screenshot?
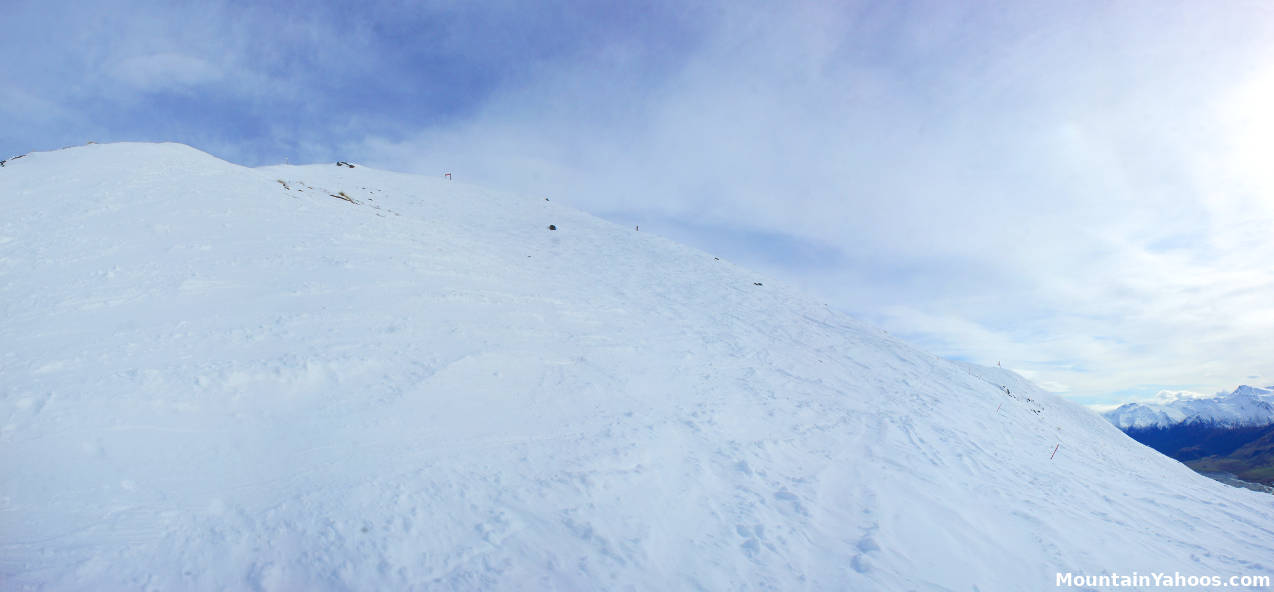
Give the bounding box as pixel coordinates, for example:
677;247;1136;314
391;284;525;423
1104;385;1274;429
1233;385;1274;399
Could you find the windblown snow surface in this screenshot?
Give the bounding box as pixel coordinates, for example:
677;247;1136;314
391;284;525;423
2;143;1272;591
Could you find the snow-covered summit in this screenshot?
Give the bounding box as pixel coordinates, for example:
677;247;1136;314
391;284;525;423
1104;385;1274;430
3;143;1273;590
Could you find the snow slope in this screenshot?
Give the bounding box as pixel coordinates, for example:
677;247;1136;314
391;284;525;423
1105;386;1274;430
2;143;1273;590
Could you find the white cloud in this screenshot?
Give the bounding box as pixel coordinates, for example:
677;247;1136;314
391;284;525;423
1151;390;1214;404
110;53;224;94
1215;61;1274;213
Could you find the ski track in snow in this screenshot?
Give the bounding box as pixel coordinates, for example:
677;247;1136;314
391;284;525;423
1;143;1272;590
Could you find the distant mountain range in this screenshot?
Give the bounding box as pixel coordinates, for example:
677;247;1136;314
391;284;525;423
1104;386;1274;486
1105;385;1274;429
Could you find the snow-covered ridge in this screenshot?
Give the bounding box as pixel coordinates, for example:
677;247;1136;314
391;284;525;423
1104;385;1274;430
2;143;1273;590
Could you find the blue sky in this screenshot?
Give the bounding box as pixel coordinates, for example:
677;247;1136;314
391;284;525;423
4;1;1273;407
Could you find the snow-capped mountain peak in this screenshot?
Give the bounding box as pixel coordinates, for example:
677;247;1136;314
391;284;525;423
1104;385;1274;429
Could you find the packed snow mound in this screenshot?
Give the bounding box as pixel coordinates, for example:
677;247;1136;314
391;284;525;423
3;143;1273;590
1105;385;1274;429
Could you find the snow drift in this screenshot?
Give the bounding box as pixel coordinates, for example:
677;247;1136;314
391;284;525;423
2;143;1272;590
